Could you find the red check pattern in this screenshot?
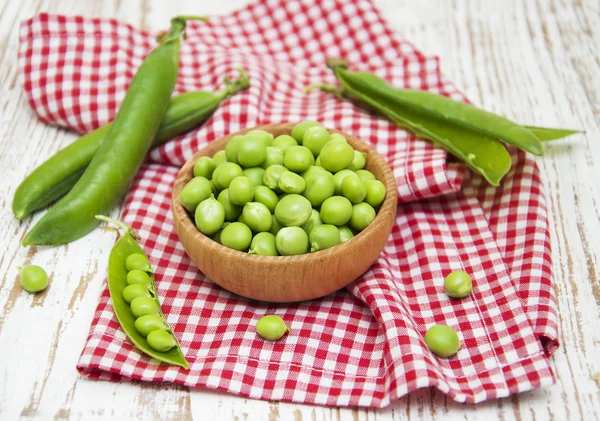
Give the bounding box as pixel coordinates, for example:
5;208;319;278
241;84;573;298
18;0;558;406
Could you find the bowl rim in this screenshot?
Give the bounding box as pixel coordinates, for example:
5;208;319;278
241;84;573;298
171;123;398;265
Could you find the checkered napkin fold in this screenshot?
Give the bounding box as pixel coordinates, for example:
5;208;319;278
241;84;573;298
18;0;559;407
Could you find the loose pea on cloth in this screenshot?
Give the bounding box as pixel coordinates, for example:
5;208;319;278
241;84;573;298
18;0;559;406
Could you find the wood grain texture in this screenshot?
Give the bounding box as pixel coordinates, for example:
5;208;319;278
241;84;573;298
0;0;599;419
172;123;397;302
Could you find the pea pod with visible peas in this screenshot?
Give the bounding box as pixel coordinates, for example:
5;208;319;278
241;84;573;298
12;69;249;220
21;16;205;246
97;216;189;369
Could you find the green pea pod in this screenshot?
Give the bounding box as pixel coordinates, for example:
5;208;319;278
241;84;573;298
97;216;189;369
326;59;542;155
319;64;511;185
523;125;584;142
12;70;249;220
360;77;543;155
22;16;205;246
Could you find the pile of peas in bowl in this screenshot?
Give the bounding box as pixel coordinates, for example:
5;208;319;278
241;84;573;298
179;121;387;256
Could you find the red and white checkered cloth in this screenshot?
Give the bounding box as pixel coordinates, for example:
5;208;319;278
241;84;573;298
18;0;559;407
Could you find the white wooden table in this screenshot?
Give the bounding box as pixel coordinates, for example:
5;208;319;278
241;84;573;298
1;0;599;419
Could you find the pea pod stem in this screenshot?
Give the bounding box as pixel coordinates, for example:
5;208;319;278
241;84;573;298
156;15;208;43
13;69;249;220
96;215;140;240
303;83;345;99
221;67;250;97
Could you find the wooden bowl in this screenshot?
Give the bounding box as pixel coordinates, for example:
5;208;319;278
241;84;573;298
171;123;397;303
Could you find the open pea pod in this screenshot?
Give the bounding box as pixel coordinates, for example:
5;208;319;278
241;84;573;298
324;64;511;185
97;216;189;369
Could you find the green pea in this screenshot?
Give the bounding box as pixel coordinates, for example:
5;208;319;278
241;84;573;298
147;329;177;352
320;196;353;226
302;171;335;207
329;133;347;143
212;150;228;166
272;135;298;153
269;215;284;235
332;169;357;195
228;176;254;205
274;194;312;227
278;171;306;194
238;135;267;167
348;150;366;170
242;167;265;187
248;232;278;256
225;135;244;164
253;186;279;213
303;126;330;156
338;225;355;243
194;195;225;235
126;269;152;286
217;189;243;222
283;145;314;173
291;120;321;143
300;165;329;179
246;129;274;147
356;169;376;182
210;222;231;244
260;147;284;168
263;164;287;190
242;202;272;233
122;284;151;304
425;325;461;358
349;202;376;232
193;156;216;179
256;315;290;341
220;222;253;251
130;296;160;318
216;162;243;189
443;270;473;299
179;176;212;212
125;253;151;272
319;141;354;172
134;314;168;337
276;227;308;255
17;265;48;293
341;176;367;204
309;224;340;252
364;180;386;208
301;209;322;235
